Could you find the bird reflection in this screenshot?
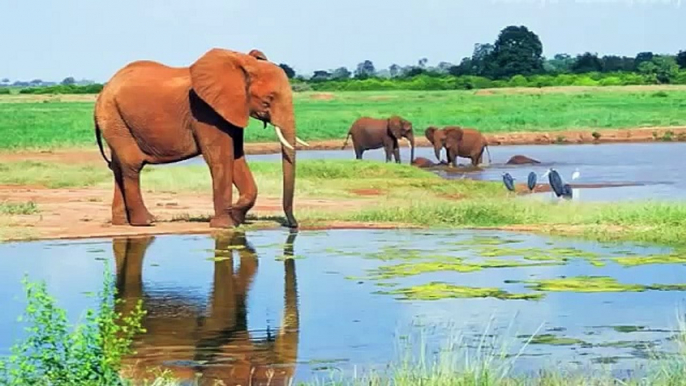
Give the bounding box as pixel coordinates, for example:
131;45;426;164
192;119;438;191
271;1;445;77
113;230;300;386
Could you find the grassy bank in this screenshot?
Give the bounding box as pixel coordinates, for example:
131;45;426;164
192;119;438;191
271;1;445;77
2;87;686;150
1;159;686;246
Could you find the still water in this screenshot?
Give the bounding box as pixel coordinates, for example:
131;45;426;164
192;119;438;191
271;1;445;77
2;229;686;383
172;142;686;202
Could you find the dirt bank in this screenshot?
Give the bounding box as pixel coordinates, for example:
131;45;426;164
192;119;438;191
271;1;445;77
1;126;685;164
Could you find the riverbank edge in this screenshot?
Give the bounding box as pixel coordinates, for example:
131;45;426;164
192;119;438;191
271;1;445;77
1;126;685;161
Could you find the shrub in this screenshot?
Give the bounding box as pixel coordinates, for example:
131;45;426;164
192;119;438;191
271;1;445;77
0;266;146;385
0;88;10;95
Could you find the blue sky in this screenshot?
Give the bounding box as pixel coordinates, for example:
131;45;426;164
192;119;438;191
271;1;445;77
1;0;684;82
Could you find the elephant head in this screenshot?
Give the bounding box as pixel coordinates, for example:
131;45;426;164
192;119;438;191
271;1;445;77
387;115;415;162
189;48;307;227
425;126;464;166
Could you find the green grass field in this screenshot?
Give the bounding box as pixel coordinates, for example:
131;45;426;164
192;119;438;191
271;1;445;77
1;87;686;150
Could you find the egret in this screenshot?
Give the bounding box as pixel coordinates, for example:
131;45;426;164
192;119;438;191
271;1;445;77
571;168;580;181
527;171;537;192
547;169;565;197
502;173;515;192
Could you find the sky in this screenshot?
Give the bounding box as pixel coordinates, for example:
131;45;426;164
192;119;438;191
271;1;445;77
1;0;684;82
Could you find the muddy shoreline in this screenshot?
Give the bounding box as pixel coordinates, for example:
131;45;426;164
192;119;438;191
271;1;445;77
1;127;685;163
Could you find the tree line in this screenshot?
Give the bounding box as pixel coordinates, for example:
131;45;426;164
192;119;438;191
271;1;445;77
5;25;686;94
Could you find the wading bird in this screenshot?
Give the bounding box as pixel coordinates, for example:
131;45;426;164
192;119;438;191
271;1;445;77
547;169;564;197
562;183;573;199
527;171;537;192
502;173;515;192
572;168;580;181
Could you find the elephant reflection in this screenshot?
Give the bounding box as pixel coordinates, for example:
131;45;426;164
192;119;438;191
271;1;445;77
113;231;300;386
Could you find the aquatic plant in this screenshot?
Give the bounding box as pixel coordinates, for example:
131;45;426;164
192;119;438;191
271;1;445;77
0;266;146;385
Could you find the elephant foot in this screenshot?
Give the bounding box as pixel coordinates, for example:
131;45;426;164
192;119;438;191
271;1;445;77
128;211;155;227
230;207;248;225
210;214;238;229
111;215;129;226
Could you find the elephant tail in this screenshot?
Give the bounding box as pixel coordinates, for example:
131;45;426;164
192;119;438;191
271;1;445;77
94;118;112;170
341;131;352;150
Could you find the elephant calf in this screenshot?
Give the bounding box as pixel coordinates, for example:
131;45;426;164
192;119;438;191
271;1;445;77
506;155;540;165
425;126;491;167
341;116;415;163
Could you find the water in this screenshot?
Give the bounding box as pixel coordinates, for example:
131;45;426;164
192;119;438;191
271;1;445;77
2;229;686;383
170;142;686;202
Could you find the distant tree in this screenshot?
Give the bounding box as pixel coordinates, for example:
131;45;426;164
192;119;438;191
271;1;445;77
1;78;9;83
600;56;624;72
29;79;42;85
635;52;654;67
677;50;686;69
448;57;475;77
544;53;574;74
639;56;679;83
389;64;400;78
470;43;494;76
310;70;331;82
354;60;376;79
436;61;454;74
404;67;425;77
487;26;544;78
61;77;76;85
417;58;428;68
571;52;603;73
278;63;296;79
331;67;351;80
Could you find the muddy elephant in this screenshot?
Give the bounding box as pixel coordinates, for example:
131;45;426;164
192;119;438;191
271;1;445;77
411;156;447;168
424;126;491;167
94;48;309;229
114;231;300;386
341;116;415;163
506;155;540;165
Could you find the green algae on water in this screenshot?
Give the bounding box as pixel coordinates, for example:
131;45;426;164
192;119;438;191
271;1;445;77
377;281;543;301
611;253;686;267
526;333;587;346
510;276;686;293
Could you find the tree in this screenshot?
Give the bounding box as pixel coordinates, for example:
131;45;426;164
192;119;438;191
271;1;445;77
544;53;574;74
470;43;494;76
278;63;296;79
417;58;428;68
571;52;603;73
677;50;686;69
449;57;475;77
331;67;351;80
436;61;454;74
310;70;331;82
635;52;654;67
1;78;9;83
61;77;75;85
354;60;376;79
639;56;679;83
487;26;544;78
389;64;400;78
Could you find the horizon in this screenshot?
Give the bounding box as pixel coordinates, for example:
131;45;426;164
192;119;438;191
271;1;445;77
1;0;684;82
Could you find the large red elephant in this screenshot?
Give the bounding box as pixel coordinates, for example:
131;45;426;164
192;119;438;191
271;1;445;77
94;48;308;229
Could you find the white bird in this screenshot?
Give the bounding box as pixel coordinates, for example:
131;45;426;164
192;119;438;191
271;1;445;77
571;168;580;181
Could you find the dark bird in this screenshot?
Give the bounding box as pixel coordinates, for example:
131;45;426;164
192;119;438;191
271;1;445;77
561;183;573;199
502;173;515;192
547;169;564;197
527;171;537;192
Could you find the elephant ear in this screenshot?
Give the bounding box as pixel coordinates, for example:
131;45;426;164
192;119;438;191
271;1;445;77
425;127;437;143
446;127;464;142
190;48;250;128
387;116;403;139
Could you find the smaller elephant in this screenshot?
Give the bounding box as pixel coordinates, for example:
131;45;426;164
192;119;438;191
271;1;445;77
341;116;415;163
411;156;446;168
425;126;491;167
506;155;540;165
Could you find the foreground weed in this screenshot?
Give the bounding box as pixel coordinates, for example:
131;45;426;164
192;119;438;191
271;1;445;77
0;265;146;385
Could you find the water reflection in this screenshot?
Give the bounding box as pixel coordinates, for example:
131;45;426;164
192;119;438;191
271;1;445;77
113;231;300;386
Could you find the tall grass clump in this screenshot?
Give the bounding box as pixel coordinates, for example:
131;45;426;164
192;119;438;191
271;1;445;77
0;266;146;385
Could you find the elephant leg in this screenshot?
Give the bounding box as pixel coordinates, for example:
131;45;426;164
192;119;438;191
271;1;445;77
354;145;363;160
393;143;401;164
231;156;257;225
384;143;393;163
111;160;127;226
112;153;154;226
196;125;236;228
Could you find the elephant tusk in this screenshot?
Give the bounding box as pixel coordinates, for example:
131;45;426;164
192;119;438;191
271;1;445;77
296;137;310;147
274;125;294;150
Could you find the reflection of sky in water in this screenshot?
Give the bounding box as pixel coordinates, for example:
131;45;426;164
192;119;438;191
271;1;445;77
1;229;686;381
168;142;686;202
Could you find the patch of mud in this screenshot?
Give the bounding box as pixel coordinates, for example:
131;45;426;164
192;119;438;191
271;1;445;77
349;188;385;196
308;92;335;101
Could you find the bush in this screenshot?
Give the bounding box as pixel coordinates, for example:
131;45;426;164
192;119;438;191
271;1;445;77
508;74;528;87
0;88;10;95
0;266;146;385
599;76;622;86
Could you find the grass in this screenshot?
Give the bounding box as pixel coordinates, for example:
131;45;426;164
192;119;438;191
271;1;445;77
2;158;686;245
0;201;38;215
2;87;686;150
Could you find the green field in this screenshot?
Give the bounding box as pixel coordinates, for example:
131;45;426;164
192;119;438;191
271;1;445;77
1;87;686;150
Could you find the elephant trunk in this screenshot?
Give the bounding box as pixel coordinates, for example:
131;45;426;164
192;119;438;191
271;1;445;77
278;119;297;228
433;142;442;163
406;132;415;163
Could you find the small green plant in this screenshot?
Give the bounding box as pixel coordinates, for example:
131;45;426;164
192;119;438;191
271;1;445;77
0;201;39;215
677;132;686;142
0;266;146;385
652;91;669;98
662;130;674;141
591;131;601;141
555;135;565;144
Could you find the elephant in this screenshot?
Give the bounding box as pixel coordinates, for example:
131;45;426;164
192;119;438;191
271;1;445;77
94;48;309;229
341;116;415;163
424;126;491;167
114;231;300;386
506;155;540;165
411;156;447;168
